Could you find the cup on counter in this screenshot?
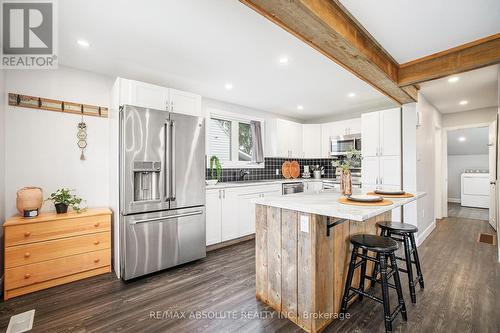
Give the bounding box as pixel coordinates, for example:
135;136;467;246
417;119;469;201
313;170;321;179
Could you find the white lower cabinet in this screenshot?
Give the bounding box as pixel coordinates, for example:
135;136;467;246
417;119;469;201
304;181;323;192
206;189;222;246
206;184;282;246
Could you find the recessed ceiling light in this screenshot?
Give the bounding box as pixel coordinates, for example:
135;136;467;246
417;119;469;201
224;83;233;90
459;100;468;105
297;105;304;110
458;136;466;142
448;76;459;83
77;39;90;48
347;92;356;98
279;57;289;64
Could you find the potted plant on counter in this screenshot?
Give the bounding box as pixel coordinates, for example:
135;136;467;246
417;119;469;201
207;155;222;185
46;188;85;214
331;149;362;196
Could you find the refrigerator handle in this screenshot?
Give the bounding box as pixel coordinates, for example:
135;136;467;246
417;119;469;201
130;210;203;224
164;120;171;202
171;120;176;201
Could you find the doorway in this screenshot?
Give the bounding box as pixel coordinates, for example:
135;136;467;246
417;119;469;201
444;125;496;228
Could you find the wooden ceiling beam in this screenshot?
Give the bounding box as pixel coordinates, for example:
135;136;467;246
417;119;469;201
399;34;500;86
240;0;416;104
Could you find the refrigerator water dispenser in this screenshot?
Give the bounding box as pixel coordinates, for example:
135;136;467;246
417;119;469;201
133;161;161;201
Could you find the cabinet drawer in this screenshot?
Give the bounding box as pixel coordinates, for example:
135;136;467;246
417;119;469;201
5;249;111;290
5;232;111;268
5;215;111;246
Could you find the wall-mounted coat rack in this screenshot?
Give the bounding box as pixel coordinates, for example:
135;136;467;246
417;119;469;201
8;93;108;118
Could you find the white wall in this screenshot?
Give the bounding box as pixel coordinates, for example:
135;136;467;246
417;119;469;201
447;154;489;201
402;103;417;227
4;67;114;217
442;107;497;128
416;93;442;244
0;69;5;280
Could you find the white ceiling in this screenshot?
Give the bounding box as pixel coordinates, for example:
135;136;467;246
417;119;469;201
419;65;498;113
57;0;395;121
339;0;500;64
447;127;489;155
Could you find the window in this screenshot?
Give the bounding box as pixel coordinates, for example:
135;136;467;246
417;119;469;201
238;122;253;161
208;111;264;168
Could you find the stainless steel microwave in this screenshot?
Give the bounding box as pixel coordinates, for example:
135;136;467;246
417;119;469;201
330;134;361;156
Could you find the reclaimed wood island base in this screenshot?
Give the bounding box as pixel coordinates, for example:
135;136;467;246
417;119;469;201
253;190;424;333
255;205;390;333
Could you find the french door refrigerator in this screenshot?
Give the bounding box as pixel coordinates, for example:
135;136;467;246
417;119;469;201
120;105;206;280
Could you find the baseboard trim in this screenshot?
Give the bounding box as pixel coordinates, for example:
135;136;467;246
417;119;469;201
448;198;461;203
207;234;255;252
417;220;436;247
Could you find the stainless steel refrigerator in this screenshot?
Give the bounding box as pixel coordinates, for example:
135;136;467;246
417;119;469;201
119;105;206;280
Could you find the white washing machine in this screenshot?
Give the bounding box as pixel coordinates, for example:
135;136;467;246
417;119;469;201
461;169;489;208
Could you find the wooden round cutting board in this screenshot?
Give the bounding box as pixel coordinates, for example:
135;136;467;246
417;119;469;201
337;197;393;206
367;192;414;198
282;161;291;179
290;161;300;179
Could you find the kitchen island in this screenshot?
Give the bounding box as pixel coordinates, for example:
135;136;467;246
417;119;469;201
253;190;425;333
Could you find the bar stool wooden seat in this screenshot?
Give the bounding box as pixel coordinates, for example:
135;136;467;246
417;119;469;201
341;234;407;333
375;221;424;304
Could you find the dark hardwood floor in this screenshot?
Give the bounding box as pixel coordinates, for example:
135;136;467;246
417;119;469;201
0;216;498;333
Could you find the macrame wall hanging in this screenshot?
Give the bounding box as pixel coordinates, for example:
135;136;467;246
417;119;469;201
77;116;88;160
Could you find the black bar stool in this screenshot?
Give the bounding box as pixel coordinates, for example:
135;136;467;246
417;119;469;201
341;234;407;333
375;222;424;304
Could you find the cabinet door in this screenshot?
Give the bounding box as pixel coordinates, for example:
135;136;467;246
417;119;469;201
380;155;401;187
221;188;240;242
361;156;380;187
169;88;202;117
302;124;321;158
380;108;401;156
206;189;222;246
361;111;380;157
290;121;303;158
237;192;262;236
308;181;323;192
123;79;169;110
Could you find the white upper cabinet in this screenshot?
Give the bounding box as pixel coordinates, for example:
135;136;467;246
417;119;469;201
361;111;380;157
302;124;322;158
267;119;303;158
361;108;402;192
380;108;401;156
115;78;202;117
120;79;169;110
169;88;202;118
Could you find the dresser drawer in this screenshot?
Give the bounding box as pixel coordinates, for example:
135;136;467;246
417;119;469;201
5;232;111;268
5;214;111;246
5;249;111;290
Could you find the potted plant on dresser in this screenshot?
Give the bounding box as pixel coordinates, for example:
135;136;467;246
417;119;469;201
46;188;85;214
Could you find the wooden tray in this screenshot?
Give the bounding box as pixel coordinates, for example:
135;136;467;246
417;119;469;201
367;192;414;198
282;161;291;179
290;161;300;179
338;197;393;206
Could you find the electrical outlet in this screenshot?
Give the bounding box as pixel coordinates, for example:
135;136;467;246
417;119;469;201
275;168;280;175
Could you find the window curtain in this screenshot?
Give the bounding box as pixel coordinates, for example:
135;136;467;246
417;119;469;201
250;120;264;163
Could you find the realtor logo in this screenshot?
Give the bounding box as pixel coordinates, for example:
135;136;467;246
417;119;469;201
1;0;57;68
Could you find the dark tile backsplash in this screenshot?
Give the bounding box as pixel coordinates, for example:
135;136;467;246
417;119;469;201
206;157;355;182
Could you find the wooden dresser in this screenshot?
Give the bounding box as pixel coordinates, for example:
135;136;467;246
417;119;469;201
3;208;112;300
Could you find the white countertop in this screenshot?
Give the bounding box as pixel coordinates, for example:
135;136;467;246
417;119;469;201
206;178;331;189
253;189;426;221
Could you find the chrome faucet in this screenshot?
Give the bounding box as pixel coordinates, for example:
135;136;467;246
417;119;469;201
239;169;250;180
